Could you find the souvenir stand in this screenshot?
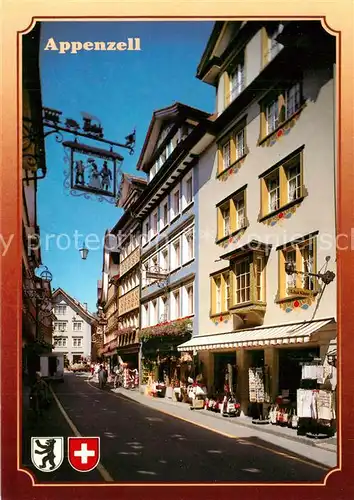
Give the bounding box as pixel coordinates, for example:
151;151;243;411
268;390;297;428
296;359;336;436
249;366;270;423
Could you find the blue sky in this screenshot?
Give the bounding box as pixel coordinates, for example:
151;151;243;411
38;21;215;312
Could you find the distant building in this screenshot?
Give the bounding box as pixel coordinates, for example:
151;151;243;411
52;288;95;364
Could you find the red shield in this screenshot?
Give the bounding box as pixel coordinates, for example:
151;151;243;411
68;437;100;472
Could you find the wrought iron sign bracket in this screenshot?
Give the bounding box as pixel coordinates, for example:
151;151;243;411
22;107;136;185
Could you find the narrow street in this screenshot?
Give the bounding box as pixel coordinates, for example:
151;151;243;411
23;373;331;483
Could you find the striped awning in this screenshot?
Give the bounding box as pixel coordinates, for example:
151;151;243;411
177;318;335;352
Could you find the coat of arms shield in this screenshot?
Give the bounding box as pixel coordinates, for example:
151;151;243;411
31;437;64;472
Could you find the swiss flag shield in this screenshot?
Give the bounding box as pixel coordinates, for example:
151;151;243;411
68;437;100;472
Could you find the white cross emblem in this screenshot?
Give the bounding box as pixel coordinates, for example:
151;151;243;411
74;443;96;464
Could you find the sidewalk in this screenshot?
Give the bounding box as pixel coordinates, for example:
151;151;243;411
83;375;337;468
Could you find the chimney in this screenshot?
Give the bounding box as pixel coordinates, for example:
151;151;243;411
84;302;88;311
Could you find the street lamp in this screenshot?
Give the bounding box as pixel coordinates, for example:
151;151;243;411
284;257;336;285
79;244;89;260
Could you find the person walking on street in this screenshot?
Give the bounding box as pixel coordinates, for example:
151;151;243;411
98;364;108;389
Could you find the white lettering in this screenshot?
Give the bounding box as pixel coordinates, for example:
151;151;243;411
44;38;59;51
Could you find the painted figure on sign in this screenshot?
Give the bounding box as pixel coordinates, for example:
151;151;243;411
75;160;85;185
100;161;112;191
88;159;102;189
34;439;57;470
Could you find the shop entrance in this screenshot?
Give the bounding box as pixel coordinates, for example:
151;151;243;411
278;347;320;401
213;351;237;394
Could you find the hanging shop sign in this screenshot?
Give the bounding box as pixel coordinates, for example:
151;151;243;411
63;141;124;203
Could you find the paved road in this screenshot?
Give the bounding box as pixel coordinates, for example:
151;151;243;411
21;373;331;483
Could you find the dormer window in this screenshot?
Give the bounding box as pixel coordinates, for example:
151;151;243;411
262;23;284;67
224;53;245;108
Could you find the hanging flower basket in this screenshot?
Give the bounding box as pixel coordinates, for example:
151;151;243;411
140;317;193;341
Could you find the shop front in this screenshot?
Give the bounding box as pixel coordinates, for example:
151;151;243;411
101;337;118;372
140;317;194;398
178;317;337;427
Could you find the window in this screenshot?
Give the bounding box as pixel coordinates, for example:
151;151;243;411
73;322;82;331
235;129;245;160
142;219;149;245
222;141;231;171
160;198;169;229
215;277;222;313
301;243;315;292
285;83;301;120
221;204;230;237
159;295;169;322
54;321;67;332
183;229;194;263
172;289;181;319
262;23;284;66
212;253;266;315
151;210;158;238
182;173;193;209
149;164;157;182
171;238;181;269
171;186;180;219
260;149;304;218
223;272;230;311
286;156;301;202
229;62;245;102
150;299;158;325
54;337;67;348
279;236;317;299
224;54;245;108
210;273;232;315
185;284;194;315
217;187;247;241
266;98;279;135
142;303;149;327
234;192;246;230
267;174;280;212
262;82;302;138
160;247;169;271
54;305;66;315
235;259;251;304
218;121;247;175
284;248;297;294
72;337;83;348
255;257;265;302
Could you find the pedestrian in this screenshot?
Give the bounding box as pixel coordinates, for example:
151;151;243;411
94;363;100;382
113;364;119;389
98;364;107;389
30;372;50;415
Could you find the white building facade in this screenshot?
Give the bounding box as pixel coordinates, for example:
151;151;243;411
135;103;215;386
52;288;94;364
178;21;337;416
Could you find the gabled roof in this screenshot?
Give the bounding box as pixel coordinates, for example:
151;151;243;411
117;173;147;209
52;287;96;323
136;102;211;173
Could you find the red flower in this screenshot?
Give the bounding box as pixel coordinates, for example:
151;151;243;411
277;129;284;137
293;300;300;308
278;212;284;219
219;315;223;322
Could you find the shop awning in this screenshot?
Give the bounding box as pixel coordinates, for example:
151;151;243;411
177;318;335;352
